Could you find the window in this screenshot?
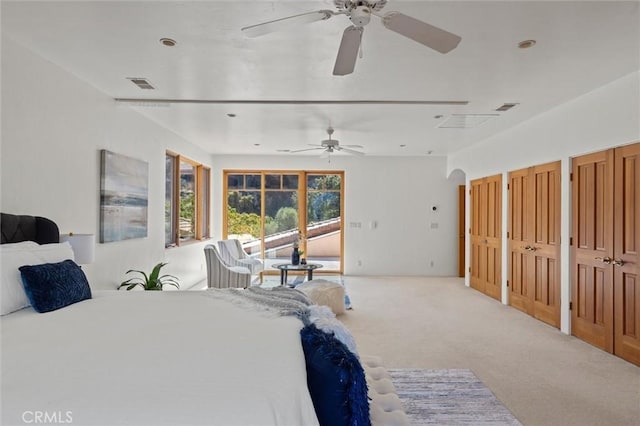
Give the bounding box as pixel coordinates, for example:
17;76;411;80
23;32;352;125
224;170;344;273
165;152;211;247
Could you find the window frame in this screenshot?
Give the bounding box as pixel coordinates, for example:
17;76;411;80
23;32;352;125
165;151;211;248
223;170;344;273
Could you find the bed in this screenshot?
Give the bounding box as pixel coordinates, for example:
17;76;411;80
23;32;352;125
0;213;369;426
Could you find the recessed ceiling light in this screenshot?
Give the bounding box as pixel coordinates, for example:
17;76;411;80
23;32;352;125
254;143;261;146
434;115;444;119
399;144;406;148
518;39;536;49
160;38;176;47
227;113;236;118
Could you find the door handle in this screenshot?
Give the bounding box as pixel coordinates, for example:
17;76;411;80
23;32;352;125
612;259;625;267
595;256;612;264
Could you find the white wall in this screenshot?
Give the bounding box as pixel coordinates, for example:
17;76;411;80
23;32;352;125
448;71;640;179
447;71;640;333
211;155;463;276
1;37;212;290
1;36;464;292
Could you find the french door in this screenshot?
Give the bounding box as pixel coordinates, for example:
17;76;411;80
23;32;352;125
508;161;561;328
571;143;640;365
470;174;502;301
224;170;344;274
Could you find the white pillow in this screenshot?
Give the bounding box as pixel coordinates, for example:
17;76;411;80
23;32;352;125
1;242;75;315
297;279;346;315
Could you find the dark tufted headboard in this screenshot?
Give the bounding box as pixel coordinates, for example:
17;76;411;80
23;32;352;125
1;213;60;244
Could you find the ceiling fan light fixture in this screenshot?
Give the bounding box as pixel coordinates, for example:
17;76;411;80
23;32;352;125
349;5;371;26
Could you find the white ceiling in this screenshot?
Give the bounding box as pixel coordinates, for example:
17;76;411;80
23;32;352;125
2;1;639;157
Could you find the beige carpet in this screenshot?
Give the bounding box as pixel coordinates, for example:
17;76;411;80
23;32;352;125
339;276;640;426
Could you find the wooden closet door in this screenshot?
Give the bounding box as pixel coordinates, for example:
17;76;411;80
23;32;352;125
470;178;485;293
470;174;502;301
508;162;561;327
508;168;532;313
613;143;640;365
571;150;614;352
530;162;561;327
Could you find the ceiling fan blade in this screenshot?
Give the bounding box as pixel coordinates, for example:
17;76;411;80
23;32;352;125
382;12;461;54
242;10;334;37
290;147;324;153
337;147;365;156
342;144;364;149
333;26;363;76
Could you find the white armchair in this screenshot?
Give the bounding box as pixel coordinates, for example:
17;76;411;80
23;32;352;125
204;244;251;289
217;239;264;283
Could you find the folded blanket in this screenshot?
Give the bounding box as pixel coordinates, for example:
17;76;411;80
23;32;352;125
205;287;357;355
205;286;312;324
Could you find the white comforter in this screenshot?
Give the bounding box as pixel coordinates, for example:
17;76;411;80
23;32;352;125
1;291;319;426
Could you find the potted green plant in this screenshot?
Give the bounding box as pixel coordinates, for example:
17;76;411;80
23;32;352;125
118;262;180;291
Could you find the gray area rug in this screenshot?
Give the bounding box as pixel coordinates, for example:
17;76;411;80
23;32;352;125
388;369;522;425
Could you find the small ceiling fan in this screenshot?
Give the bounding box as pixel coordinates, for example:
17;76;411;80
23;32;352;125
241;0;461;76
290;127;364;156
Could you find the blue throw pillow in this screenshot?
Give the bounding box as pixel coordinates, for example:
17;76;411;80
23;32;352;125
300;323;370;426
19;259;92;313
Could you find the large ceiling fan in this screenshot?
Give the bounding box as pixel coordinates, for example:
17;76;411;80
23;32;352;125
241;0;462;76
290;127;364;156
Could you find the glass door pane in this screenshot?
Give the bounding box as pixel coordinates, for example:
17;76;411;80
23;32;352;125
306;174;342;271
179;160;196;242
264;173;299;269
226;173;262;257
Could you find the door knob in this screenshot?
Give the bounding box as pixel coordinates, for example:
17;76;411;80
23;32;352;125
612;259;625;267
595;256;612;264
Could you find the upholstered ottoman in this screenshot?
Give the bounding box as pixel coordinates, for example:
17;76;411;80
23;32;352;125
361;355;410;426
296;279;346;315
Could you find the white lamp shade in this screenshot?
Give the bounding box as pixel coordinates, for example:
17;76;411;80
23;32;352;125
60;234;95;264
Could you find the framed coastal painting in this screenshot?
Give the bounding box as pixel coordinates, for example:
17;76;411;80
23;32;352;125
100;150;149;243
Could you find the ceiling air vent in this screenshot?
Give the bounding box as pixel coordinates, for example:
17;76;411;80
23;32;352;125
128;78;155;90
437;114;499;129
496;103;518;112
